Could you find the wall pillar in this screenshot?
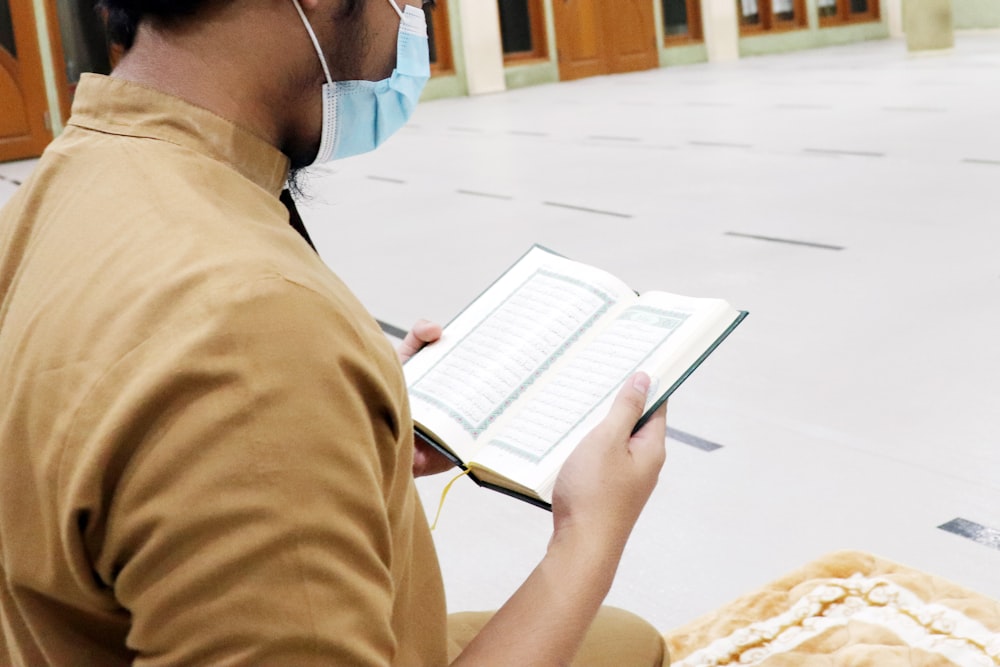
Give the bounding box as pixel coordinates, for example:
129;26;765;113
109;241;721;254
30;0;64;135
456;0;506;95
701;0;741;62
904;0;955;51
886;0;905;37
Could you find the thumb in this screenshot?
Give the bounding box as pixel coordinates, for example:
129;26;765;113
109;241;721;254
601;372;651;436
412;319;442;343
397;319;442;362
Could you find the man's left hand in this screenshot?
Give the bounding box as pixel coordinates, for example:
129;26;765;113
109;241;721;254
396;319;455;477
396;318;442;364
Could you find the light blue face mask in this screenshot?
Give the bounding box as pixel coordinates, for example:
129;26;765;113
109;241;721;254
290;0;430;163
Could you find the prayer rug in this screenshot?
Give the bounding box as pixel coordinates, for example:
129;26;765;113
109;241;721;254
665;550;1000;666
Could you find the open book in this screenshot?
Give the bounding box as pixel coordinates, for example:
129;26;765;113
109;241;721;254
403;246;747;509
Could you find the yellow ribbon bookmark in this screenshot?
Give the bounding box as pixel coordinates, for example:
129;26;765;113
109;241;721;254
430;468;472;531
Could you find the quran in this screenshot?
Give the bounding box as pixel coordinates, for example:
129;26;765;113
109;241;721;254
403;245;747;509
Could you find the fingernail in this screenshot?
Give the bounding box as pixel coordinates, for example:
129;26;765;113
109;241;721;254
632;372;650;395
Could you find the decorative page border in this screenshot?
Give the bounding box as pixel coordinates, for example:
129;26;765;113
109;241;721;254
410;269;615;438
486;305;691;464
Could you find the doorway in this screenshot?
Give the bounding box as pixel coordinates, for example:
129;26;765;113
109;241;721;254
0;0;52;161
552;0;659;82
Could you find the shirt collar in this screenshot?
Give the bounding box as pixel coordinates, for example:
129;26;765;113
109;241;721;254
68;74;290;197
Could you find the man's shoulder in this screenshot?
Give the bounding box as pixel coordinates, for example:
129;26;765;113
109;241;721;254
2;135;391;410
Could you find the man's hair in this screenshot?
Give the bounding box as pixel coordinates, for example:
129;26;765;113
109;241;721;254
96;0;365;50
96;0;201;50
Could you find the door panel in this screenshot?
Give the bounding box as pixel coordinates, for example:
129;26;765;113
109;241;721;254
553;0;607;81
553;0;658;82
606;0;659;73
0;0;52;162
0;53;31;137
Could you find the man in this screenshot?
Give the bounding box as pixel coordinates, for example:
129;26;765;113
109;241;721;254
0;0;669;663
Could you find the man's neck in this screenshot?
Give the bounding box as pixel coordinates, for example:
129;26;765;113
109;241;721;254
111;6;321;164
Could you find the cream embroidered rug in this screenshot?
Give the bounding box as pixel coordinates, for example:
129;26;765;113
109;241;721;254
664;550;1000;666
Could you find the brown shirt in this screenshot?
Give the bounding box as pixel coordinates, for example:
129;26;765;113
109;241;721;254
0;74;447;666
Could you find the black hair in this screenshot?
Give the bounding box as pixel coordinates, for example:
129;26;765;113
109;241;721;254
96;0;365;50
95;0;200;50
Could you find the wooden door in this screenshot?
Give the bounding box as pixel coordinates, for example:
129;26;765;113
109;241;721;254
553;0;658;82
552;0;607;81
0;0;52;161
605;0;658;74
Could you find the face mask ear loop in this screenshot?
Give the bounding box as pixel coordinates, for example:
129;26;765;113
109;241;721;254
385;0;405;19
290;0;334;85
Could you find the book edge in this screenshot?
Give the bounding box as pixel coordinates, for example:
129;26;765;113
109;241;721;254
633;309;749;435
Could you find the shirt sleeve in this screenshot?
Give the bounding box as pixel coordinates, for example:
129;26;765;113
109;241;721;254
66;275;415;666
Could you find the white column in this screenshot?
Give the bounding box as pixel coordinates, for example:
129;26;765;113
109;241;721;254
886;0;904;37
457;0;507;95
904;0;954;50
701;0;741;63
31;0;65;134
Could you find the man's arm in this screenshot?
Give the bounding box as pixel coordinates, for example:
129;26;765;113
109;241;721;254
453;374;668;666
400;318;667;664
85;278;430;665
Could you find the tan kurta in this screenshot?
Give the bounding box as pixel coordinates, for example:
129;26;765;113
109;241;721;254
0;74;447;665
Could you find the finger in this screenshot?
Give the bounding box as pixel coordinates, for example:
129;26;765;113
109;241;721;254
397;320;442;361
632;401;667;441
600;372;652;437
396;335;423;362
629;403;667;467
411;319;442;344
413;438;457;477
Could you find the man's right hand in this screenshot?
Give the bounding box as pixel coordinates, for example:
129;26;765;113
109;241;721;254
450;373;667;666
550;372;667;557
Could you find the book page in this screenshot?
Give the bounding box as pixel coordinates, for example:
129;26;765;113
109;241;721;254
404;247;636;460
471;304;695;493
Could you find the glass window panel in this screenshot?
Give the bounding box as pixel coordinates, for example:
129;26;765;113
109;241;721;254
738;0;760;25
850;0;869;12
772;0;795;20
662;0;690;36
497;0;533;54
1;0;17;58
818;0;837;17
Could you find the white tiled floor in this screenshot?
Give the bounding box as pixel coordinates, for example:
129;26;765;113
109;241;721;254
3;33;998;633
